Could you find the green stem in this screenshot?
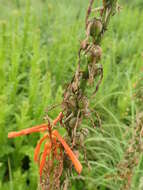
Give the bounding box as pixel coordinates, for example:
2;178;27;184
8;157;13;190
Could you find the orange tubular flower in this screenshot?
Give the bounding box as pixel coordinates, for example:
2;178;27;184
39;142;52;176
52;130;82;174
34;133;49;162
8;124;48;138
8;112;82;176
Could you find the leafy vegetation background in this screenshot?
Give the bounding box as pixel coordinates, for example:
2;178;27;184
0;0;143;189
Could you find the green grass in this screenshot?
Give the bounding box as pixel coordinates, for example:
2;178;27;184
0;0;143;189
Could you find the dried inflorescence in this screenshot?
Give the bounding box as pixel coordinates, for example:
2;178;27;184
117;113;143;190
41;0;119;188
8;1;119;189
61;0;119;181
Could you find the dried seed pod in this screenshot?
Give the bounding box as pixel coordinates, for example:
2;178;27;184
89;19;102;38
79;133;85;143
87;45;102;64
69;117;77;128
94;45;102;60
89;45;102;58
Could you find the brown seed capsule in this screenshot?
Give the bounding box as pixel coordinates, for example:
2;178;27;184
79;133;84;143
89;19;102;38
91;45;102;60
69;117;77;128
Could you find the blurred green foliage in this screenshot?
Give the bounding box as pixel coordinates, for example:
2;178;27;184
0;0;143;189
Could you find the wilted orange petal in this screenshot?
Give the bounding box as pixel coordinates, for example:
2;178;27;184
34;133;49;162
52;130;82;174
8;124;48;138
39;142;52;176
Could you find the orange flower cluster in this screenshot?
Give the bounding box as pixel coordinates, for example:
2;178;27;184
8;112;82;176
